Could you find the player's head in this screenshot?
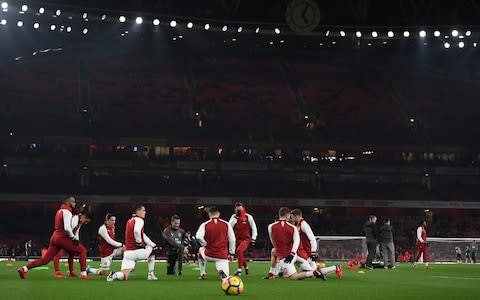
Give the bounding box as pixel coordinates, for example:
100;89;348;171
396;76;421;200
79;213;91;225
290;208;303;224
207;206;220;218
369;215;377;224
64;195;76;209
234;202;244;216
420;220;426;227
171;214;181;229
185;230;191;237
105;213;116;227
384;219;391;225
75;203;86;214
278;207;291;220
133;204;146;219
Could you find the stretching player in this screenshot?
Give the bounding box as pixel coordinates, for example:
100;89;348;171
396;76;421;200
53;213;91;278
107;205;158;281
267;207;326;281
291;209;343;279
229;202;257;276
87;213;124;276
196;206;236;280
413;220;429;269
17;196;91;279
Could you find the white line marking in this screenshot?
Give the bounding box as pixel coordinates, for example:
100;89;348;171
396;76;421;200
433;276;480;280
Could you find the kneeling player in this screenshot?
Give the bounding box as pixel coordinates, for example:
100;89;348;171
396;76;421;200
196;206;236;280
107;205;157;281
87;213;124;276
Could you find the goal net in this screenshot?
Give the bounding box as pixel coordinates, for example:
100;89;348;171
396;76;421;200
427;237;479;262
315;236;366;261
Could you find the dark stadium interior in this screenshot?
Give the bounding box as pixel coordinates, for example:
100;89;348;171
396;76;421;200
0;0;479;264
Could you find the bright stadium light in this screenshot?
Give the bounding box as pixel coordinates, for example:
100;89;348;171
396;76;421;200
325;30;330;36
17;20;23;27
135;17;143;24
403;31;410;37
459;41;464;48
187;22;193;28
21;5;27;12
444;42;450;48
371;31;378;38
466;30;471;37
434;30;440;37
222;25;227;31
170;20;176;27
237;26;242;33
82;12;88;19
1;2;7;9
50;24;56;30
39;7;44;14
340;30;345;37
419;30;426;37
101;14;107;20
255;27;260;33
387;31;394;37
451;30;458;37
33;22;39;29
66;26;71;32
56;9;61;16
0;19;6;25
474;42;477;47
274;28;280;34
119;16;126;23
153;19;160;26
356;31;362;38
204;23;210;30
82;28;88;34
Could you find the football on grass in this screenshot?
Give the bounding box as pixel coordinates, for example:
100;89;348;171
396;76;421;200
221;276;244;295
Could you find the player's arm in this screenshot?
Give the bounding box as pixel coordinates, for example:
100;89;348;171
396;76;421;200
248;214;258;242
133;217;147;247
302;222;317;253
143;232;156;248
416;227;425;243
228;214;237;228
62;209;75;239
291;226;300;254
98;226;122;248
267;224;274;246
227;223;236;255
196;223;206;246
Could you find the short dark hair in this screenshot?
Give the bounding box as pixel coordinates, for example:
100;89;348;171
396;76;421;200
384;219;390;224
105;213;116;220
81;212;91;219
132;204;145;213
234;202;244;207
64;195;75;202
419;220;426;226
278;207;291;218
291;208;302;217
369;215;377;221
171;214;180;222
208;206;220;214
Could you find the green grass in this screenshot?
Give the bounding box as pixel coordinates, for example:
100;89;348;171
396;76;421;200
2;261;480;300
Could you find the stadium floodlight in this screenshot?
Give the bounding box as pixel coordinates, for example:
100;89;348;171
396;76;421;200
255;27;260;33
222;25;227;31
82;12;88;19
444;42;450;48
39;7;44;14
466;30;471;37
56;9;61;16
474;42;478;47
187;22;193;28
119;16;126;23
371;31;378;38
101;14;107;20
237;26;242;33
419;30;426;38
153;19;160;26
82;28;88;34
204;23;210;30
355;31;361;38
451;30;459;37
135;17;143;24
21;4;27;12
340;30;345;37
458;41;464;48
387;31;394;37
274;28;280;34
0;19;6;25
33;22;39;29
1;2;7;9
17;20;23;27
325;30;330;36
403;31;410;37
50;24;56;30
66;26;71;32
434;30;440;37
170;20;177;27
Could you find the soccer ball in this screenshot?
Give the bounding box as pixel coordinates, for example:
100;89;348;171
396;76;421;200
221;276;244;296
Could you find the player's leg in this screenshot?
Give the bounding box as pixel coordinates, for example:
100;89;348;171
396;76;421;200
423;246;429;268
18;242;61;279
213;258;229;279
88;255;112;276
67;254;77;277
53;249;65;278
388;242;396;268
265;248;278;278
166;250;177;275
60;238;90;278
108;249;141;281
197;247;208;279
146;248;157;280
381;243;389;269
177;249;184;275
413;244;422;267
235;239;249;275
366;240;376;269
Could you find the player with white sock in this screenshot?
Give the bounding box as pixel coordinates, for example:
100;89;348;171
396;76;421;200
107;205;157;281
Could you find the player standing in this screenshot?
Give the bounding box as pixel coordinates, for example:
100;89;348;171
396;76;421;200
107;205;158;281
196;206;236;280
413;220;429;269
229;202;258;276
17;196;91;279
53;213;91;278
163;214;186;276
87;213;124;276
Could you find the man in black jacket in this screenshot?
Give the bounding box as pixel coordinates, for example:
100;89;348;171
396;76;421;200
163;215;186;275
364;215;378;269
379;219;395;269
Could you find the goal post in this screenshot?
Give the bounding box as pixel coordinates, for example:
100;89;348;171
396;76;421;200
427;237;479;262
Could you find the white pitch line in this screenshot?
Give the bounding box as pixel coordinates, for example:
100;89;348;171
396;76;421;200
433;276;480;280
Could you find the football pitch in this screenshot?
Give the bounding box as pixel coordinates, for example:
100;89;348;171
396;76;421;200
2;261;479;300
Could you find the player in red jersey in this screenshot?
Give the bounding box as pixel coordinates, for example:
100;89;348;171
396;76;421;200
196;206;236;280
229;202;257;276
86;213;124;276
291;209;342;279
17;196;92;280
268;207;327;281
107;205;157;281
413;220;430;269
53;213;91;278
